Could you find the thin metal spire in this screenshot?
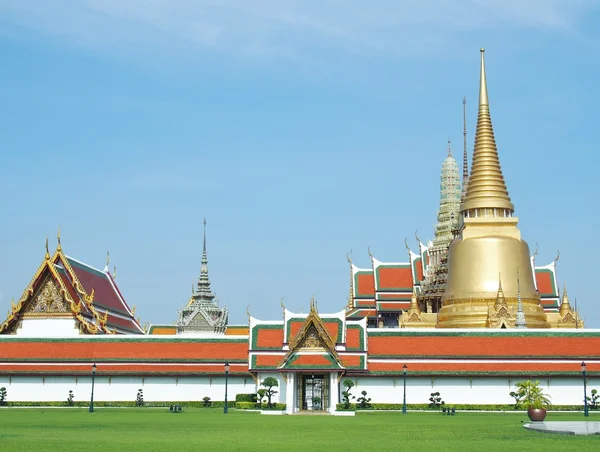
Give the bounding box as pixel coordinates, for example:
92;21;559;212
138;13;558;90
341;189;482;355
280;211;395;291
203;218;207;254
461;96;469;202
195;218;214;303
515;268;527;328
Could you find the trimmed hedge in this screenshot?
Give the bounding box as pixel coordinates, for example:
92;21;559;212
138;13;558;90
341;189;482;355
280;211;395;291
235;402;286;410
235;393;257;403
3;401;236;408
336;403;587;412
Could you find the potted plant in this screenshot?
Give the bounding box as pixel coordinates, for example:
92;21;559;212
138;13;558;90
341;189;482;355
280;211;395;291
312;396;322;410
510;380;551;421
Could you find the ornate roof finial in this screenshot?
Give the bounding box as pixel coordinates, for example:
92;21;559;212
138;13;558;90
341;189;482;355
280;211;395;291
461;96;469;203
57;226;62;252
45;236;50;260
112;265;117;279
495;273;506;309
515;267;527;328
281;297;286;318
193;218;215;303
203;218;207;253
246;305;251;323
559;284;572;316
461;48;514;214
554;250;560;265
447;139;452;157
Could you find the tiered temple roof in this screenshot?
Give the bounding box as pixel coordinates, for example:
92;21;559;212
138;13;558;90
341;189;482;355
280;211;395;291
0;236;144;335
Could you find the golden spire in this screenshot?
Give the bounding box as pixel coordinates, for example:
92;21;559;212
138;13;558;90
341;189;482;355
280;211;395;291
57;227;62;252
409;287;421;314
559;284;572;316
461;49;514;213
45;236;50;260
495;273;506;309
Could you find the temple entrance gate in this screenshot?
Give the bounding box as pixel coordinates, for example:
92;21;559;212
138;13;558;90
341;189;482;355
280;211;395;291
296;374;329;411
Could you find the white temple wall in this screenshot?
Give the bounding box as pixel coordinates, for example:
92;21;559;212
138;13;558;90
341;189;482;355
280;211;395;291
339;375;598;406
0;374;596;406
253;372;284;404
0;375;254;403
16;319;80;337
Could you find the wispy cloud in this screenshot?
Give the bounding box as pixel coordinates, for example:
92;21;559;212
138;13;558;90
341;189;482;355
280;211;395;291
0;1;598;58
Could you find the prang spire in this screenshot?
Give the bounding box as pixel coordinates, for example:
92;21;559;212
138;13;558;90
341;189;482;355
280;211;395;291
461;49;514;214
461;96;469;203
195;218;215;303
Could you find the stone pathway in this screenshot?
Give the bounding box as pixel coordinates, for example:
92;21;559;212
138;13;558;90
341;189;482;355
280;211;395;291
523;421;600;435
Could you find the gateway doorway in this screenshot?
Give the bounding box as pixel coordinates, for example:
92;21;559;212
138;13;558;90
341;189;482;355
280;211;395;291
298;374;329;411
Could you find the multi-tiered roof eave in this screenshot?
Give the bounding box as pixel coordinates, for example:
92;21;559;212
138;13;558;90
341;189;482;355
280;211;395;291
0;239;144;335
346;242;429;325
249;299;368;375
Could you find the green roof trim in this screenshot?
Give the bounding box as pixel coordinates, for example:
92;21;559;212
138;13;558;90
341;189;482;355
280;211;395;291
375;264;412;292
346;324;366;351
281;354;340;370
353;270;374;299
251;324;284;350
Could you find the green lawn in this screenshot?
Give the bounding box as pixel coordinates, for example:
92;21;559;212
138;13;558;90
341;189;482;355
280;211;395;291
0;409;598;451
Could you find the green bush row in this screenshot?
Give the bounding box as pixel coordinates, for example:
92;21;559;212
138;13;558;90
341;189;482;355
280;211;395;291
335;403;589;412
235;402;286;410
235;393;257;403
3;401;236;408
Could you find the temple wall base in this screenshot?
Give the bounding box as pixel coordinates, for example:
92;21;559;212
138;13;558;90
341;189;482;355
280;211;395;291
0;374;596;407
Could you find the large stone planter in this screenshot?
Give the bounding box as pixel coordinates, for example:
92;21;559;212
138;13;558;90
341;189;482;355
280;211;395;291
527;408;547;422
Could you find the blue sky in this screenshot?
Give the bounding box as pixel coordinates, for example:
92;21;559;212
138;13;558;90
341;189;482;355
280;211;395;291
1;1;599;327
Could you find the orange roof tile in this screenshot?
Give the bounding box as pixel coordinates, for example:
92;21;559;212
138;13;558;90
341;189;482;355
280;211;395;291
377;266;412;291
0;339;248;361
368;334;600;358
356;273;375;297
535;270;556;296
256;328;284;348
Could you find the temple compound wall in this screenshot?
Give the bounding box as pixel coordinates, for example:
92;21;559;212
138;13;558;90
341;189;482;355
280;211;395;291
1;304;599;412
0;374;595;408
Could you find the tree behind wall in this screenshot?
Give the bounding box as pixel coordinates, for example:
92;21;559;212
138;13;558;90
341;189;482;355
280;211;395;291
0;387;6;406
136;389;144;407
341;379;355;409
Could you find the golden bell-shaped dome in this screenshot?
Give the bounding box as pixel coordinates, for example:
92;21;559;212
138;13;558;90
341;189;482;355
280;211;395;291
439;49;549;329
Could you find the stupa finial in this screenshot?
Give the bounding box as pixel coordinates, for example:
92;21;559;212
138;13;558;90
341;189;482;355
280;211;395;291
461;48;514;214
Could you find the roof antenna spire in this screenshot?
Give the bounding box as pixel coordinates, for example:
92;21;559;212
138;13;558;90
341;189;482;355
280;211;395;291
447;139;452;157
203;218;207;253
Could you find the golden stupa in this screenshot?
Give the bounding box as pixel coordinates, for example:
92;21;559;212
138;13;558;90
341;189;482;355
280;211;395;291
438;49;550;328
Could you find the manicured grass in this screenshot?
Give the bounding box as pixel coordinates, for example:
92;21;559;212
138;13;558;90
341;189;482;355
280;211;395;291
0;408;598;451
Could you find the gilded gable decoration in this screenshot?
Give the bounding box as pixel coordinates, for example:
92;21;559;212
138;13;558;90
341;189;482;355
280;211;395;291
279;298;343;368
27;278;69;314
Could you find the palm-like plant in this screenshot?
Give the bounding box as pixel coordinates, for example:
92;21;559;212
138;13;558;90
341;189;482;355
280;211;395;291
510;380;551;410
